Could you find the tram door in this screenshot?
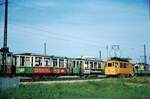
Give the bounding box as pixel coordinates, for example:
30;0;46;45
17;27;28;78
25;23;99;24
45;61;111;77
20;56;25;66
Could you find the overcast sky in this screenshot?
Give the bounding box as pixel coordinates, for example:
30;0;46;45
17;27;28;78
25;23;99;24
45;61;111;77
0;0;149;63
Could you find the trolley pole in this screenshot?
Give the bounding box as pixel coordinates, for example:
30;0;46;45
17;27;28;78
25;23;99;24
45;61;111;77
1;0;9;77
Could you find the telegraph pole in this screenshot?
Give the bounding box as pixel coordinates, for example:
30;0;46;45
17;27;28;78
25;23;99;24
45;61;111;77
44;42;46;56
148;0;150;20
4;0;8;48
144;44;147;66
106;45;108;59
1;0;9;76
99;50;101;60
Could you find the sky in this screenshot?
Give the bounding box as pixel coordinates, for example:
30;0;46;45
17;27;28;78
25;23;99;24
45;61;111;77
0;0;150;63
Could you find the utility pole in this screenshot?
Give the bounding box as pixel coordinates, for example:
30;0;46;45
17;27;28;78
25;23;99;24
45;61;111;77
106;45;108;59
44;42;46;56
144;44;147;66
4;0;8;48
1;0;9;77
99;50;101;60
148;0;150;20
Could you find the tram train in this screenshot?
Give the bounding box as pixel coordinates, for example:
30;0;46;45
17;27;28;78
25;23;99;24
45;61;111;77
15;53;104;77
0;51;104;77
0;50;150;77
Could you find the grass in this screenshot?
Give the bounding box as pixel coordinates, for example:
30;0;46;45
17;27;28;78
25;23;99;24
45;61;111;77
0;77;150;99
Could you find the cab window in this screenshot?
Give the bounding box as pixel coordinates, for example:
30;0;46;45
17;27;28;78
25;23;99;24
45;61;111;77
108;63;112;67
120;63;128;68
124;63;128;68
120;63;123;68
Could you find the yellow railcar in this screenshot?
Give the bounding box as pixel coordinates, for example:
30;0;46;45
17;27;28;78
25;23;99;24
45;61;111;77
104;58;134;77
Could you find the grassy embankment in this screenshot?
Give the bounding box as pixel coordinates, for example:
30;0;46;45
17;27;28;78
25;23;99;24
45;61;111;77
0;77;150;99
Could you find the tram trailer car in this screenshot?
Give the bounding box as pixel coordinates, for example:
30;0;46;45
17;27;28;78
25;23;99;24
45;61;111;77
14;53;104;77
15;53;69;77
0;49;15;76
71;57;104;75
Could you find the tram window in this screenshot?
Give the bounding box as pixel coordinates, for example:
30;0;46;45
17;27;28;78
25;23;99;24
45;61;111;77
85;61;88;64
46;60;48;66
77;61;79;67
64;59;67;67
120;63;128;68
35;64;39;66
68;60;72;67
25;57;30;66
60;60;64;67
80;61;82;66
115;62;118;66
108;63;112;67
123;63;125;68
98;63;101;68
94;62;97;68
26;57;30;61
120;63;123;68
112;62;114;66
90;62;93;68
16;56;19;66
126;64;129;68
124;63;128;68
35;57;39;62
40;57;43;66
44;58;49;66
35;57;39;66
31;57;33;66
73;61;75;67
53;59;57;67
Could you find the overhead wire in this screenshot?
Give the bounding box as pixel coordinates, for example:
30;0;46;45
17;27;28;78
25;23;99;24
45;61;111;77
2;0;120;58
9;23;103;48
7;0;106;47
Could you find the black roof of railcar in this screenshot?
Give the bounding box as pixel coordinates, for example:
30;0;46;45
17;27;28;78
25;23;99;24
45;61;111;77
108;57;131;62
14;53;68;59
14;53;103;61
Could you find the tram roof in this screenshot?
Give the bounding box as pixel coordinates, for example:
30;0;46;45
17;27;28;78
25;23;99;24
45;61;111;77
108;57;131;62
14;53;68;59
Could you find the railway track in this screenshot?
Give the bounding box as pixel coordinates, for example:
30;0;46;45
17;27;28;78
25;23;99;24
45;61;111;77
21;78;104;85
20;76;104;84
19;75;149;85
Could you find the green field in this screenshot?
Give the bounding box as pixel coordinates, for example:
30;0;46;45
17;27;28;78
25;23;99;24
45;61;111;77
0;77;150;99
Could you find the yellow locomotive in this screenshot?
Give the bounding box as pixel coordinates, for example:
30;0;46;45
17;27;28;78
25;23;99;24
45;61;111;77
104;57;134;77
